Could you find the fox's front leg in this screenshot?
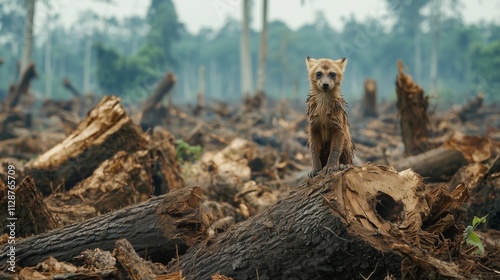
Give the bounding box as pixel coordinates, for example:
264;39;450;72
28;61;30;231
308;126;323;178
324;130;345;173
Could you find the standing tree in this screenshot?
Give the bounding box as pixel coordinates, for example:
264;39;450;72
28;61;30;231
240;0;253;97
20;0;36;76
429;0;442;95
386;0;428;82
256;0;268;96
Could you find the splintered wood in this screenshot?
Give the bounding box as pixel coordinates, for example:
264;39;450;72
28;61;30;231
25;96;149;194
396;60;430;156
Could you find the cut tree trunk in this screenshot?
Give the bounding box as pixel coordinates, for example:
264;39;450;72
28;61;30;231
392;146;467;182
45;129;186;225
62;77;81;97
169;164;473;280
362;78;377;117
0;176;56;237
396;60;429;156
138;72;176;129
6;63;37;109
0;186;210;268
25;96;149;195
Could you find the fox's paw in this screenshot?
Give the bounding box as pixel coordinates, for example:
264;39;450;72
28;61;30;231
308;169;321;178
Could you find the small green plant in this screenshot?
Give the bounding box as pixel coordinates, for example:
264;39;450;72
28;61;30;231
463;214;488;255
175;140;202;164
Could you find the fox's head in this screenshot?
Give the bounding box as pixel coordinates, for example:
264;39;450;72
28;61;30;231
306;56;347;94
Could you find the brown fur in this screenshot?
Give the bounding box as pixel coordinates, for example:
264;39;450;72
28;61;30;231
305;56;354;177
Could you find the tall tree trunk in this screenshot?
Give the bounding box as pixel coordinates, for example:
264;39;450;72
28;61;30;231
240;0;253;98
83;38;92;93
44;10;52;99
256;0;268;95
20;0;36;77
429;0;441;95
414;18;422;82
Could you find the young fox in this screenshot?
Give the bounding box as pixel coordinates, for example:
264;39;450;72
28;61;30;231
305;56;354;178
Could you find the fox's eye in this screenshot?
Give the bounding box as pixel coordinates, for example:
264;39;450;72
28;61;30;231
329;72;336;79
315;72;322;78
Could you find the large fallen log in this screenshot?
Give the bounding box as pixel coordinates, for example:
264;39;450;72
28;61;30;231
0;186;210;268
169;164;474;279
25;96;149;194
396;60;429;156
392;133;493;182
392;146;467;182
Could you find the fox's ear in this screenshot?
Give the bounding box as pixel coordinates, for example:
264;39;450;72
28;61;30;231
306;56;317;70
335;57;348;72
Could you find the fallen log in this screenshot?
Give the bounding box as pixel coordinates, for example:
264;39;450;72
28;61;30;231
396;60;429;156
0;186;210;268
169;164;473;279
25;96;149;194
392;146;467;182
0;176;56;237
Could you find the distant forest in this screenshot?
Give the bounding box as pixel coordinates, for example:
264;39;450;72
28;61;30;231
1;0;499;105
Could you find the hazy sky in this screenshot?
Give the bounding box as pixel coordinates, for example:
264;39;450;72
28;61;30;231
41;0;500;34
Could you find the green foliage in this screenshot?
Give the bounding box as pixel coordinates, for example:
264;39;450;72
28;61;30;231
463;215;488;255
175;140;202;164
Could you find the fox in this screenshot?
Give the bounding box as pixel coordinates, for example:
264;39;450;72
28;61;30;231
305;56;355;178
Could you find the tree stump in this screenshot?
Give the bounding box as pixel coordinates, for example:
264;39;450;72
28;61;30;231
396;60;429;156
362;79;377;117
0;176;57;237
25;96;149;195
5;63;37;109
138;72;177;130
169;164;472;280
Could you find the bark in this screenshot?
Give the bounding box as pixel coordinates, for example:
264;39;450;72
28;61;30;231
25;96;149;195
6;63;38;109
0;176;56;237
256;0;268;95
0;186;210;268
20;0;35;75
396;60;430;156
240;0;253;97
362;79;377;117
138;72;177;129
393;146;467;182
170;164;471;280
62;77;81;97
